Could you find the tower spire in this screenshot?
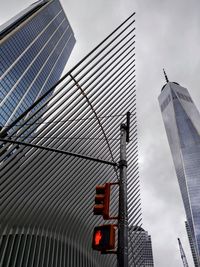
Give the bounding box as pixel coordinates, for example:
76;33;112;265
163;68;169;83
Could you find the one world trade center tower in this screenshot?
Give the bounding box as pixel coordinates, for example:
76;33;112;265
158;74;200;267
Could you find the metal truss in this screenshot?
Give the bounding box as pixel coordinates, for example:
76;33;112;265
0;13;139;267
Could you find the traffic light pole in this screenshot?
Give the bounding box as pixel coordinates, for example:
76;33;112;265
117;123;128;267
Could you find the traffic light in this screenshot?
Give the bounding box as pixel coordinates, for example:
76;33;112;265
92;224;115;251
93;183;110;219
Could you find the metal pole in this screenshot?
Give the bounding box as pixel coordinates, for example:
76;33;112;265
118;123;128;267
0;138;118;167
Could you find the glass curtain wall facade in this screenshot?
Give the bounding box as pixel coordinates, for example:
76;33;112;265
0;0;75;128
129;226;154;267
185;221;199;267
158;82;200;267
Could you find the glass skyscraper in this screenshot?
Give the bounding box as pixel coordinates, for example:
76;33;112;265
0;0;75;128
129;226;154;266
158;81;200;267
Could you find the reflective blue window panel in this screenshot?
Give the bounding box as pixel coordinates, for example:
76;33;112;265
0;0;75;127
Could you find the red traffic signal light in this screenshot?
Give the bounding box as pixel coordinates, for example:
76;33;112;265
92;224;115;251
93;183;110;219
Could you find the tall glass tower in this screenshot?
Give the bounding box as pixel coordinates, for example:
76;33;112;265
158;80;200;267
129;226;154;267
0;0;75;128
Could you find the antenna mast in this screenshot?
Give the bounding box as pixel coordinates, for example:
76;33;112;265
178;238;189;267
163;68;169;83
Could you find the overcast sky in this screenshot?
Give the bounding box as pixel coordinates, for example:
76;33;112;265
1;0;200;266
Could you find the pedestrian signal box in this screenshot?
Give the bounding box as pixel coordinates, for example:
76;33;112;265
92;224;115;251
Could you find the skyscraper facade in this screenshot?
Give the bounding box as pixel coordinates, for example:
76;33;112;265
0;0;75;128
158;81;200;266
185;221;200;267
129;226;154;266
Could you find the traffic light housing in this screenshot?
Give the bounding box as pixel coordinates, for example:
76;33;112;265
93;183;110;219
92;224;115;251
